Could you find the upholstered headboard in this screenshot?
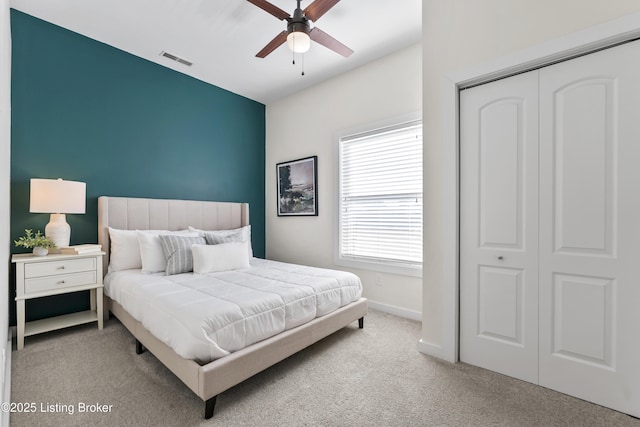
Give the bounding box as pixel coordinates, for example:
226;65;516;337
97;196;250;276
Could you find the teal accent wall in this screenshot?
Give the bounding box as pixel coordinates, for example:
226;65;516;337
9;10;265;323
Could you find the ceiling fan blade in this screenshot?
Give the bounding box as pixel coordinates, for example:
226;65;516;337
256;31;288;58
304;0;340;22
247;0;290;21
309;27;353;57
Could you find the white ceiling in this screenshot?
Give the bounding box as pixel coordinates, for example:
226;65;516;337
10;0;422;104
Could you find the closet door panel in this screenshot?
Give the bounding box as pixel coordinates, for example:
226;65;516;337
551;77;616;256
460;71;539;384
539;39;640;417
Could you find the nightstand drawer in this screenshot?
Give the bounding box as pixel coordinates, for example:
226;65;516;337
24;271;97;294
24;257;97;278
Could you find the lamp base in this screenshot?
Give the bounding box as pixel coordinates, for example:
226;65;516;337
45;213;71;249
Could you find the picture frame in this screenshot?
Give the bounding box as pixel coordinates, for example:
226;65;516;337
277;156;318;216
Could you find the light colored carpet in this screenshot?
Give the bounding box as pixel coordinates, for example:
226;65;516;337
9;310;640;427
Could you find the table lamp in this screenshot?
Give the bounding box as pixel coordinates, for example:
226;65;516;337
29;178;86;249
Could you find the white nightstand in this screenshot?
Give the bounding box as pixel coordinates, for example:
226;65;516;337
12;251;105;350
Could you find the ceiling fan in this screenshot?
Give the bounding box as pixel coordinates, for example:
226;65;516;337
247;0;354;58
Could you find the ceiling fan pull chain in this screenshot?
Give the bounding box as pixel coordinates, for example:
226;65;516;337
301;53;305;76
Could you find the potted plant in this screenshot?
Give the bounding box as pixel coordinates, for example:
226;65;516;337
14;229;56;256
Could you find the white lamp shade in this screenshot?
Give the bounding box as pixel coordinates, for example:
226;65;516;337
30;178;86;214
287;31;311;53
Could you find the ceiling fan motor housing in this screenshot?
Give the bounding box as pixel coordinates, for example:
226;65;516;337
288;5;310;36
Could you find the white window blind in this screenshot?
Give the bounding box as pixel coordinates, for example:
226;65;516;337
339;120;423;270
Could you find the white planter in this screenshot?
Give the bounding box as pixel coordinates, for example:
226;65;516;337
32;247;48;257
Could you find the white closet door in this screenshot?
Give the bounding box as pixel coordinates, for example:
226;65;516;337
459;71;539;383
538;39;640;417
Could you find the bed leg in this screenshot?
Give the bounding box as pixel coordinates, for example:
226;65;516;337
358;317;364;329
204;396;217;419
135;339;145;355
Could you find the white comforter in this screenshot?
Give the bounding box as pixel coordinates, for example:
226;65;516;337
104;258;362;363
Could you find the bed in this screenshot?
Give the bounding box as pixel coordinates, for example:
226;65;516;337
97;196;368;418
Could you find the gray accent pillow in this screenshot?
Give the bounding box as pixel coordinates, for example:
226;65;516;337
159;234;206;275
203;230;244;245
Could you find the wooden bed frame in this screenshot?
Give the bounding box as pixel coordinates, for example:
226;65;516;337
97;196;368;419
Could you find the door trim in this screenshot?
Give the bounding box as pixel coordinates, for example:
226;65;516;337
419;11;640;363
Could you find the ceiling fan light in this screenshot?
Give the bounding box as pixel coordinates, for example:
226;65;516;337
287;31;311;53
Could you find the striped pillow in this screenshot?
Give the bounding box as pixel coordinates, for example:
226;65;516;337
159;234;206;275
203;230;243;245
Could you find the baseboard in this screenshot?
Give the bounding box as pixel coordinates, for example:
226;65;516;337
366;300;421;321
1;336;11;427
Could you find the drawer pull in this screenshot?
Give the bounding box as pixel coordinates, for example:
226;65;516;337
57;266;66;270
57;280;66;285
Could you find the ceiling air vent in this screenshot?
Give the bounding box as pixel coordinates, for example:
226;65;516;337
160;51;193;67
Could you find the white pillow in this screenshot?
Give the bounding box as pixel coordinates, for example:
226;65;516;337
188;225;253;258
192;242;250;274
108;228;144;272
138;230;200;274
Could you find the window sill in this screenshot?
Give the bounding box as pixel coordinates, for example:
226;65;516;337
335;257;422;278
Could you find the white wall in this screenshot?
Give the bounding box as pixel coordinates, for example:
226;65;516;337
0;0;10;423
266;44;422;318
421;1;640;355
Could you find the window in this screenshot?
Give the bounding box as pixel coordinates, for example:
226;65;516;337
337;118;423;276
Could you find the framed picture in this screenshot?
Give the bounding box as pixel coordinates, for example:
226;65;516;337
277;156;318;216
